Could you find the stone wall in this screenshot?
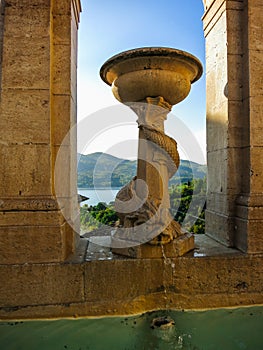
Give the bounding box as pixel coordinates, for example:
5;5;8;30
0;236;262;319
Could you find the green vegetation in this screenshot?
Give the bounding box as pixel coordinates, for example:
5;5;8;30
169;178;206;234
80;178;206;235
78;152;137;188
80;202;118;232
77;152;206;188
79;152;207;234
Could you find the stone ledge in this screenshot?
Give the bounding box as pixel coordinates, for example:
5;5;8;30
0;235;262;320
1;292;262;321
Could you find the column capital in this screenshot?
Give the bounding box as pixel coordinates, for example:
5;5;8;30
131;96;171;132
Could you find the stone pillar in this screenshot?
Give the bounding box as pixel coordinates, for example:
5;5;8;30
0;0;81;264
234;0;263;253
203;0;263;253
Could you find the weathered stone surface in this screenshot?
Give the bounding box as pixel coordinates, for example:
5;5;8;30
248;50;263;98
52;0;71;15
247;1;263;51
71;52;78;103
86;237;262;312
0;89;50;144
85;259;165;302
204;0;263;250
0;0;80;266
112;233;194;258
0;236;262;319
0;262;85;307
228;100;249;148
226;8;243;55
1;36;50;89
52;14;71;45
52;44;71;95
203;0;226;36
101;47;202;105
207;149;227;194
0;144;51;197
0;210;63;226
4;0;51;8
0;225;63;264
206;114;228;152
62;221;77;259
53;145;72;199
52;95;71;146
227;53;243;101
4;7;50;38
0;219;76;265
206;193;236;216
206;210;235;247
250;147;263;193
203;0;229;13
249;97;263;146
71;96;78;125
235;218;263;254
0;197;59;211
71;12;79;70
247;220;263;253
236;204;263;221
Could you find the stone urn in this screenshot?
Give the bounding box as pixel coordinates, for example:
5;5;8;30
100;47;202;258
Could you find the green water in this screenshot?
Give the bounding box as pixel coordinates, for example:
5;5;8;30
0;307;262;350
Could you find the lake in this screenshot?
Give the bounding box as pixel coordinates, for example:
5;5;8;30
78;188;121;206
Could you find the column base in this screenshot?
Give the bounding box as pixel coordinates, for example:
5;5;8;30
112;232;194;258
0;197;77;264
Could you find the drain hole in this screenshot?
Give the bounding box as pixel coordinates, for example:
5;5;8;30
151;316;175;329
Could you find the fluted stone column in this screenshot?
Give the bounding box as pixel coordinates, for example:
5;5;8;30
0;0;81;263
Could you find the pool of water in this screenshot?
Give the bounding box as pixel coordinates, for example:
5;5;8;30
0;307;262;350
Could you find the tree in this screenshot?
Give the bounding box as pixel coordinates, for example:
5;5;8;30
170;178;206;234
80;179;207;234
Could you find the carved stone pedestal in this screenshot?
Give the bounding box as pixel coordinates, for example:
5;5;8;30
100;47;202;258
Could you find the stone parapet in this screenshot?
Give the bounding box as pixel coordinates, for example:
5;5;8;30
0;236;262;320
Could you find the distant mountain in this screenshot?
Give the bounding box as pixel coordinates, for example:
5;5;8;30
77;152;206;188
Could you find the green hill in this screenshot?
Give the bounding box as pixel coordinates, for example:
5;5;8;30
77;152;206;188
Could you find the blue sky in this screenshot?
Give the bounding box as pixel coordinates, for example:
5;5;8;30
77;0;206;163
